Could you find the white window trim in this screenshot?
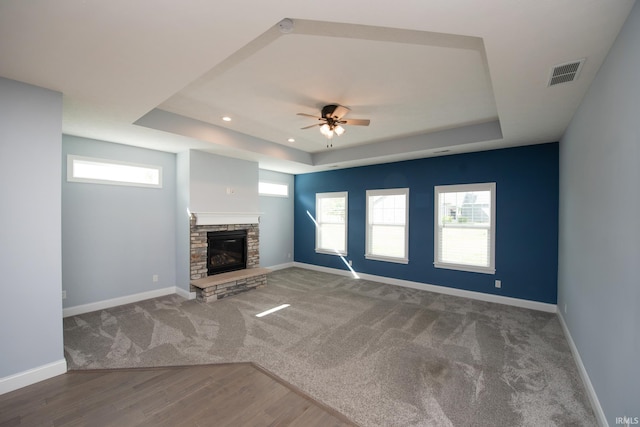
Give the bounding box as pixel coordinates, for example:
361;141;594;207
315;191;348;256
67;155;162;188
434;182;496;274
259;180;289;198
365;188;409;264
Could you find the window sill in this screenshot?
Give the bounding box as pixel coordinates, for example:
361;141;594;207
365;254;409;264
434;262;495;275
316;249;347;256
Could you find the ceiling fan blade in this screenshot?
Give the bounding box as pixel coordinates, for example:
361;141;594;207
332;105;351;119
296;113;321;119
342;118;370;126
301;123;321;130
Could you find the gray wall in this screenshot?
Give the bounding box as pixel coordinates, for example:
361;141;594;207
558;2;640;423
62;136;177;307
0;77;64;377
175;151;191;292
259;169;294;268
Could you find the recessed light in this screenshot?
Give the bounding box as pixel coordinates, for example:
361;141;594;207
287;138;295;143
222;116;232;122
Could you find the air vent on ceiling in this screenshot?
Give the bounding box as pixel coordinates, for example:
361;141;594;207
548;59;585;86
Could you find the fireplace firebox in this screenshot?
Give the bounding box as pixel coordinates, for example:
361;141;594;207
207;230;247;276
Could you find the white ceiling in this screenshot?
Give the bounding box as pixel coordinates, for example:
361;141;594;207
0;1;635;174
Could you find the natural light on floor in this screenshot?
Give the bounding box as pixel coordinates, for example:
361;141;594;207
255;304;290;318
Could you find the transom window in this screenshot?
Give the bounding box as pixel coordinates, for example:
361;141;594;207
259;181;289;197
67;155;162;188
434;183;496;274
315;192;348;256
366;188;409;264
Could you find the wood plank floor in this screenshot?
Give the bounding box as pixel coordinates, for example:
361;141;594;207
0;363;357;427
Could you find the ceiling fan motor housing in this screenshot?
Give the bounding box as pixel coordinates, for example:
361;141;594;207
321;104;339;119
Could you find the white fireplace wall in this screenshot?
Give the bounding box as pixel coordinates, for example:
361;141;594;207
189;150;259;215
176;150;261;292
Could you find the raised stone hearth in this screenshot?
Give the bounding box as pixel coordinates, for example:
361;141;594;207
190;267;270;302
190;215;265;301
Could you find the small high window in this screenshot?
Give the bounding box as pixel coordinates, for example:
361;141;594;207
67;155;162;188
259;181;289;197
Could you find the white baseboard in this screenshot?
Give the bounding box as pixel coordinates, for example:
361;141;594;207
175;286;196;300
557;311;608;427
63;287;180;317
0;359;67;395
264;262;295;271
293;262;557;313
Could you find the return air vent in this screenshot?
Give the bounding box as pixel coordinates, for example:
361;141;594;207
548;59;585;86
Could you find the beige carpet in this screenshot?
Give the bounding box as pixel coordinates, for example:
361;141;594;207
64;267;596;426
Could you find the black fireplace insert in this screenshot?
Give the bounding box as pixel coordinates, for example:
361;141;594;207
207;230;247;275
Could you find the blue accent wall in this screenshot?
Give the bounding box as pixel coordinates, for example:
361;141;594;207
294;143;559;304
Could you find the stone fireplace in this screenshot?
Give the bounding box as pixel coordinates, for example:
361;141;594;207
190;216;259;280
189;215;267;302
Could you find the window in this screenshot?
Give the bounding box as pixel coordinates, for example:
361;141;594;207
67;155;162;188
366;188;409;264
259;181;289;197
315;192;348;255
434;183;496;274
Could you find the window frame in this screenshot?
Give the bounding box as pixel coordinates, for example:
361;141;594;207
258;181;289;198
434;182;496;274
67;155;162;189
365;188;409;264
315;191;348;256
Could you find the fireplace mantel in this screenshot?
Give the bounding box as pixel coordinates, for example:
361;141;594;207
192;212;261;226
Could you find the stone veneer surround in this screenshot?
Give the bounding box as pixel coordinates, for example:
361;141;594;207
190;215;259;281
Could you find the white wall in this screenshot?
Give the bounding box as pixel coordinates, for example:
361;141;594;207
189;150;259;214
174;150;262;288
558;2;640;424
0;77;66;391
259;169;294;268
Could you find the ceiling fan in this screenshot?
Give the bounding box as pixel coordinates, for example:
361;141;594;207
297;104;370;147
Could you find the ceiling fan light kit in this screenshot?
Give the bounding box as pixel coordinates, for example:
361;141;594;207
297;104;370;147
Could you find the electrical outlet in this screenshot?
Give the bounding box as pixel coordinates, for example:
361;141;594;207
349;260;353;266
62;290;67;300
564;304;567;314
495;280;501;289
153;274;159;283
